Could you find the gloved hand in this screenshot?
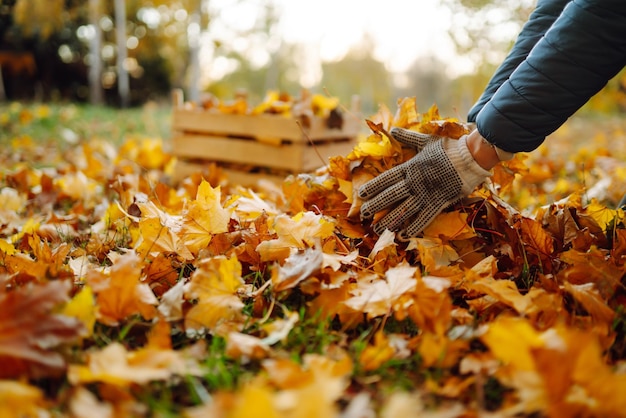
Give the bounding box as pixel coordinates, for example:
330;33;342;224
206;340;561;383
358;128;492;239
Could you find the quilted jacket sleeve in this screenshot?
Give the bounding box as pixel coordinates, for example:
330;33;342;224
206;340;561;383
474;0;626;153
467;0;570;123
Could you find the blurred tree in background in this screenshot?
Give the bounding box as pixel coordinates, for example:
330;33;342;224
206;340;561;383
0;0;624;116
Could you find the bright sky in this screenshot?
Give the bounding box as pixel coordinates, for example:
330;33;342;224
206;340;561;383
275;0;460;72
204;0;474;87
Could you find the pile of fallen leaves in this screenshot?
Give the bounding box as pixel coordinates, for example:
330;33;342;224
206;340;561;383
1;98;626;417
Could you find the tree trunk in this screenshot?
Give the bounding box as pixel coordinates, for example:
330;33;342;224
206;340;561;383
88;0;103;105
114;0;130;107
186;0;203;103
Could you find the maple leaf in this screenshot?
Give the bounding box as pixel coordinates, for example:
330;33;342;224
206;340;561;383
585;198;618;231
344;262;417;318
561;281;615;325
132;200;193;260
224;382;281;418
61;285;96;338
181;180;231;254
359;331;395;371
392;97;419;128
256;211;335;262
347;120;398;160
407;237;464;278
264;350;353;418
68;341;203;387
272;247;323;292
307;281;363;328
157;279;186;321
404;276;453;336
369;228;396;259
422;211;476;241
184;255;245;334
87;251;158;326
0;280;84;378
0;380;49;417
558;247;623;299
418;332;468;369
516;215;555;258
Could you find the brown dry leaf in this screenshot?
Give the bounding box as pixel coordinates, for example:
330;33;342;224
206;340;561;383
561;281;615;325
558;247;623;299
0;280;84;378
225;332;270;362
69;387;114;418
87;251;158;326
517;215;555;258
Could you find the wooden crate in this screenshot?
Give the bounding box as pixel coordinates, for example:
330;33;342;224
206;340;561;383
170;90;361;186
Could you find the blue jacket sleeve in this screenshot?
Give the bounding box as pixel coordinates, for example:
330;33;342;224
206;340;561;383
467;0;570;123
475;0;626;153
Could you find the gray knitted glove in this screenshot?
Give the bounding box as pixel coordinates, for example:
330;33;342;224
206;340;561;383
359;128;491;239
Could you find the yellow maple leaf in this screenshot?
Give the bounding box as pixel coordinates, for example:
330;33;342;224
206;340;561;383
68;341;203;387
392;97;420;128
422;211;476;241
481;316;543;371
0;381;48;417
349;132;395;159
344;262;417;318
407;237;464;278
132;202;193;260
61;286;96;338
585;198;618;231
256;211;335;262
360;331;395;371
181;180;231;254
418;332;467;369
184;256;245;334
228;381;281;418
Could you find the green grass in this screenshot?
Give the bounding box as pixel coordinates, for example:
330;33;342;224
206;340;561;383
0;101;172;146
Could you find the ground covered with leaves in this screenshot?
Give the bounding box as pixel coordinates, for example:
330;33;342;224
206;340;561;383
1;100;626;417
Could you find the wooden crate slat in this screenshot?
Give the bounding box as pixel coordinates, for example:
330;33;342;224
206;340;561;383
172;133;355;172
173;159;287;186
172;109;359;142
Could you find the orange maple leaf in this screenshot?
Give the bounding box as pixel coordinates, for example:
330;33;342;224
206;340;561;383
87;251;158;326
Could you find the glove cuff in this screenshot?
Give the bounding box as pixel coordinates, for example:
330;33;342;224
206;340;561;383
444;136;491;195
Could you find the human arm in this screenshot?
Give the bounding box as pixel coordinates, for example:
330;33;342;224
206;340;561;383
467;0;571;122
477;0;626;153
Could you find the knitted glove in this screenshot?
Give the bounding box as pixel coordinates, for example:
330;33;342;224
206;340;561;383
359;128;491;239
